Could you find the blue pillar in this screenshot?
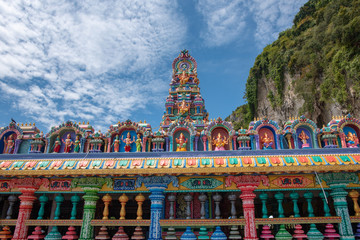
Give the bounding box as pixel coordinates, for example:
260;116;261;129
136;176;179;240
148;186;166;240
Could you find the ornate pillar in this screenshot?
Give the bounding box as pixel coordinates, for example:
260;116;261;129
194;135;199;151
72;177;113;240
80;137;86;153
319;172;358;239
136;175;179;240
226;175;269;240
14;138;22;154
6;195;17;219
289;191;300;217
10;178;49;240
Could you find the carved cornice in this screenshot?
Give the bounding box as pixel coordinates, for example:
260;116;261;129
135;175;179;189
318;172;359;186
71;177;113;190
225;175;269;188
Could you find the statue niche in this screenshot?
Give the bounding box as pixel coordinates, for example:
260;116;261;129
173;130;190;152
210;127;229;151
343;125;359;148
258;127;276;150
1;132;17;154
119;130;137;152
296;127;313;149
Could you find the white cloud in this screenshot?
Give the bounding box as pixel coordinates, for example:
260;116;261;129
0;0;185;131
196;0;307;48
247;0;307;47
196;0;247;47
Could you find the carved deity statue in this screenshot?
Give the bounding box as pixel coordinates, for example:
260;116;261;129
179;70;189;85
177;100;190;115
52;136;61;153
3;134;15;154
346;132;358;148
212;133;228;151
62;134;73;153
112;134;120;152
135;134;142;152
176;133;188;152
298;130;309;144
261;133;273;150
74;135;81;153
122;132;135;152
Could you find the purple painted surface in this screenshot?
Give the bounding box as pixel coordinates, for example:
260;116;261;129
296;128;312;149
59;131;76;153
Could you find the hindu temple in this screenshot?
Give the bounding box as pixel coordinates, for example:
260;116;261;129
1;50;360;240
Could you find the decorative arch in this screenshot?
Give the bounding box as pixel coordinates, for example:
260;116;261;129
253;118;281;150
168;119;196;152
46;121;86;153
106;120;149;152
0;123;23;154
291;116;319;149
205;118;235;151
337;114;360;148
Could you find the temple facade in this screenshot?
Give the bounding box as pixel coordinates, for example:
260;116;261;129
0;50;360;239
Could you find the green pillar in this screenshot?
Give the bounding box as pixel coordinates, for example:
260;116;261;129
289;191;300;217
45;193;64;240
319;191;331;217
71;177;113;240
37;194;48;219
259;193;268;218
70;194;81;220
319;172;358;240
304;191;323;240
274;192;284;218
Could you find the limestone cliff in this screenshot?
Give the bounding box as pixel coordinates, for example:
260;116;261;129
227;0;360;129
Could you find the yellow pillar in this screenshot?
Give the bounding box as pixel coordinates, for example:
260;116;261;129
102;194;112;220
349;190;360;216
119;193;129;220
135;193;146;220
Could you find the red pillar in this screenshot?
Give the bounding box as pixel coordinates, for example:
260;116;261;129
225;175;269;240
9;178;49;240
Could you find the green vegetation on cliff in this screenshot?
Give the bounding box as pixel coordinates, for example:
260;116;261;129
227;0;360;129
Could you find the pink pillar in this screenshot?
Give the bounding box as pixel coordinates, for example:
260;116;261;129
240;185;257;240
9;178;49;240
107;137;111;152
225;175;270;240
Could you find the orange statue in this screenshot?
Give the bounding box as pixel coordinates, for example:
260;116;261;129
112;135;120;152
346;132;358;148
298;130;309;144
3;134;15;154
177;100;190;115
261;133;273;149
62;134;73;153
122;132;135;152
212;133;228;151
176;133;188;151
179;70;189;85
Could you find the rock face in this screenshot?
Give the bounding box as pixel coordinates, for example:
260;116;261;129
227;0;360;129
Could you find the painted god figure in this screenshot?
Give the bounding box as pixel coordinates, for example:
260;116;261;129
52;136;61;153
346;132;358;148
112;135;120;152
176;133;188;152
62;134;73;153
177;100;190;115
122;132;135;152
74;135;81;153
261;133;273;150
298;130;310;148
3;134;15;154
212;133;228;151
179;70;189;85
135;134;142;152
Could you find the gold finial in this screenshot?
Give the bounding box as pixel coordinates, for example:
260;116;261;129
21;123;23;126
17;123;19;126
25;123;28;126
78;122;81;124
83;121;85;124
87;121;89;124
139;120;142;123
332;116;334;119
144;120;146;123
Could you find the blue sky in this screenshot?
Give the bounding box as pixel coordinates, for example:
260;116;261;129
0;0;307;132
